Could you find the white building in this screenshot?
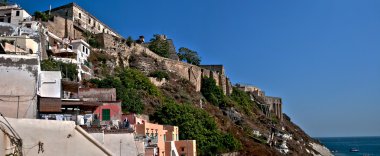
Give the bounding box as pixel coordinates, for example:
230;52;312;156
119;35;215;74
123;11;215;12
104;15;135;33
48;32;92;81
71;39;91;81
0;4;31;25
39;71;62;98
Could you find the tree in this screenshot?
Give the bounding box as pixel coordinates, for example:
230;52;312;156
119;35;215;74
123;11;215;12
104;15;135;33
150;100;241;155
90;68;160;114
201;77;225;107
177;47;201;65
148;34;170;58
41;59;78;81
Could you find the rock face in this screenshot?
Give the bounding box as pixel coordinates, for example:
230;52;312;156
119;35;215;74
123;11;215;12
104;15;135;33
128;44;233;95
90;43;331;155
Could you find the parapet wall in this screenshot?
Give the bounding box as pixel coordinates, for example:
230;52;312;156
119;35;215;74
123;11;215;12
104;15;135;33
132;45;232;95
0;54;39;118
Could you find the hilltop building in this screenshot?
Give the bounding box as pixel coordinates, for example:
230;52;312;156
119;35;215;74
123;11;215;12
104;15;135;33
0;4;31;25
46;2;121;40
236;83;283;121
265;96;283;121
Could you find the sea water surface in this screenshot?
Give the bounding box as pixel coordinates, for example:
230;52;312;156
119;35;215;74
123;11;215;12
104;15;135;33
317;136;380;156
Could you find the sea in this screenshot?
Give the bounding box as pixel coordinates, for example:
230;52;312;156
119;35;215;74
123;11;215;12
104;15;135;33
317;137;380;156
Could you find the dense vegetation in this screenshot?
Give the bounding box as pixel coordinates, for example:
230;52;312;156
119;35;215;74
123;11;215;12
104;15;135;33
148;34;170;58
34;11;52;22
177;47;201;66
150;100;241;155
41;59;78;81
83;31;102;48
90;68;160;114
201;77;228;107
149;70;169;81
230;88;256;115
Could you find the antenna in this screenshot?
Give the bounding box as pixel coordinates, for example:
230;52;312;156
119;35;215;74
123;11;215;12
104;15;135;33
49;4;51;15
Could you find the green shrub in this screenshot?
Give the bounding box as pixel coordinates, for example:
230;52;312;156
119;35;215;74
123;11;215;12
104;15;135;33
178;47;201;65
148;34;170;58
149;70;169;81
34;11;52;22
90;68;160;114
230;88;255;115
150;100;241;155
88;38;101;48
41;59;78;81
126;36;134;47
201;77;225;107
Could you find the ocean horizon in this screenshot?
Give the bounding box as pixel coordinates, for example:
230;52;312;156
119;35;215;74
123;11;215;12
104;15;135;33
316;136;380;156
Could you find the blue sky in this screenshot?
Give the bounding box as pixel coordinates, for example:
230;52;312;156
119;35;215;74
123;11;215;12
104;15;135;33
16;0;380;137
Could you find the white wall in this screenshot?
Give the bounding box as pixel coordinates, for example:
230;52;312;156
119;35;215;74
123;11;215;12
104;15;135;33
90;132;145;156
39;71;62;98
0;55;39;118
0;117;112;156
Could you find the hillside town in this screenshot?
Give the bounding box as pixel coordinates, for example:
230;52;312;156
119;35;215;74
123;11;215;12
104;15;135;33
0;2;331;156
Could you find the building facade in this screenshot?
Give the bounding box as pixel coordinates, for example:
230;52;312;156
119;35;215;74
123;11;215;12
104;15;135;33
47;3;121;40
265;96;283;121
0;4;31;25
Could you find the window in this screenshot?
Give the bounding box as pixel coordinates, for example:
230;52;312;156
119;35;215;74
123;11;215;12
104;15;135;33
79;13;81;19
86;48;88;54
102;109;110;121
88;18;91;24
16;11;20;16
163;134;166;141
82;46;85;52
181;147;185;152
0;18;4;22
98;25;100;30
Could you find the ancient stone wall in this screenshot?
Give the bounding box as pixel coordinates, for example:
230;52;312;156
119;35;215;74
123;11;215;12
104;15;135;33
131;45;233;95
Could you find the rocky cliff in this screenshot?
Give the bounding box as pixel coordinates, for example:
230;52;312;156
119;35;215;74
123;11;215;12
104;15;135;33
88;43;332;156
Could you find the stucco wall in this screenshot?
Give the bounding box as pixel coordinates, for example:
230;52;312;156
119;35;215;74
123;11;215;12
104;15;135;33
0;117;112;156
175;140;196;156
0;55;39;118
90;132;145;156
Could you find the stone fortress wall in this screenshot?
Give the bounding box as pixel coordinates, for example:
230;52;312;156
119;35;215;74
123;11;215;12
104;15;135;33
132;44;233;95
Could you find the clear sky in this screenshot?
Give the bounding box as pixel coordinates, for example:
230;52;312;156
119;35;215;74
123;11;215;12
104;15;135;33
15;0;380;137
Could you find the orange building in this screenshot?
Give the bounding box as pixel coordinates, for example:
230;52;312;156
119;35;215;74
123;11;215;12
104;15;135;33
135;122;196;156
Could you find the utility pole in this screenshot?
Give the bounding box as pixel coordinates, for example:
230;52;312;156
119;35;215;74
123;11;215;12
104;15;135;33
16;96;19;118
119;139;122;156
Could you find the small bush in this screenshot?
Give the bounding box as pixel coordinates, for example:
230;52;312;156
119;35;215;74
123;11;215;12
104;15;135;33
41;59;78;81
149;70;169;81
126;36;134;47
90;68;160;114
34;11;52;22
201;77;225;107
148;34;170;58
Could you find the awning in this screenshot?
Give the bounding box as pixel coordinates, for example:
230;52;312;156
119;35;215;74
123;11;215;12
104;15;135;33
61;100;102;107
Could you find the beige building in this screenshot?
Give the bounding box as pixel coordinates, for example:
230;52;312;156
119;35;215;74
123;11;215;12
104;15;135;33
265;96;283;121
0;117;112;156
0;55;39;119
0;35;39;54
235;83;266;97
0;4;31;25
46;2;121;40
135;122;196;156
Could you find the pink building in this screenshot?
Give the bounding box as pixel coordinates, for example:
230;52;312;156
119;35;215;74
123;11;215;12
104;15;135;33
135;122;196;156
93;101;122;121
